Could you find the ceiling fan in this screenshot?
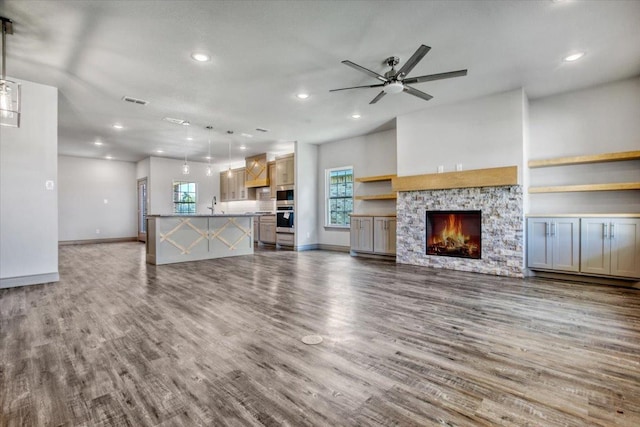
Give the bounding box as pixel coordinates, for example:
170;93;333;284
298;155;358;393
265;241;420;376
330;44;467;104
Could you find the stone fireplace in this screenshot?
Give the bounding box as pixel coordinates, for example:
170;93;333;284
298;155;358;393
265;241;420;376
397;185;524;278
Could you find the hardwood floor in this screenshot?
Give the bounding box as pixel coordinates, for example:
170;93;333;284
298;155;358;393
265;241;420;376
1;242;640;426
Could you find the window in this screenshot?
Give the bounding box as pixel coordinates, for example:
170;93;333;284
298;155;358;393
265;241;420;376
325;166;353;227
173;181;197;214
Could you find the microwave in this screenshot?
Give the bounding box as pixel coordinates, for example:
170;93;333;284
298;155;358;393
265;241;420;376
276;185;294;207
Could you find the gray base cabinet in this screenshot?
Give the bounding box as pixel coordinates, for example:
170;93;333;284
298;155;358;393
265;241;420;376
580;218;640;279
527;217;579;272
527;216;640;279
351;216;396;256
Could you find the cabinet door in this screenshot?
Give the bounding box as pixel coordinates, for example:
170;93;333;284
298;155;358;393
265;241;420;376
552;218;580;272
219;172;229;202
609;219;640;279
268;162;276;198
259;222;276;244
235;169;246;200
276;156;294;186
228;170;238;200
527;218;552;269
351;217;374;252
374;217;396;255
580;218;610;276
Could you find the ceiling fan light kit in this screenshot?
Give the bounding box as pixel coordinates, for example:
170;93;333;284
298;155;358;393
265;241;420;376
0;16;20;128
330;44;467;105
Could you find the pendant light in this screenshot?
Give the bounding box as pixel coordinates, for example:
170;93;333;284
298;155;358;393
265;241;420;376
182;122;190;175
226;130;234;177
0;17;20;127
205;125;213;177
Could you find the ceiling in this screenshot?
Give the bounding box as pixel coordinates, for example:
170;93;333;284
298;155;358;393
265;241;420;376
2;1;640;166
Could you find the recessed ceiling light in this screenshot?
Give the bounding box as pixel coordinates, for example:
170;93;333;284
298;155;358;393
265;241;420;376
296;93;309;99
204;156;211;160
563;52;585;62
351;114;361;119
239;145;247;150
105;155;113;160
186;137;193;141
94;141;103;146
156;149;164;153
112;123;123;129
241;133;253;138
191;52;211;62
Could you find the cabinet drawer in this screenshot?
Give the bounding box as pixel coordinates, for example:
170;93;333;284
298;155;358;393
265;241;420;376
276;233;294;246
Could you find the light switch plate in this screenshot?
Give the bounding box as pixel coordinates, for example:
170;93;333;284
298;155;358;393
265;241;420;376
45;180;55;190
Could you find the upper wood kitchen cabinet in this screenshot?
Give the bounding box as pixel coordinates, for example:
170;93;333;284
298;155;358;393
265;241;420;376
580;218;640;279
276;153;295;186
268;161;276;198
245;153;269;188
220;168;256;202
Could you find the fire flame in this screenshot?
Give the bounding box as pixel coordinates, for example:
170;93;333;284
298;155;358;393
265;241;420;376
442;214;468;246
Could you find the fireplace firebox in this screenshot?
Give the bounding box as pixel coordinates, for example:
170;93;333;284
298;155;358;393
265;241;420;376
426;210;481;259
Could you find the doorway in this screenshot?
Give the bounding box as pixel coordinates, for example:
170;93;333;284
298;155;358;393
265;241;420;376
137;178;148;242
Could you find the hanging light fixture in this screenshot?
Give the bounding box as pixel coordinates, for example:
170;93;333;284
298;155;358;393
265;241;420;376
182;125;190;175
205;125;213;177
226;130;233;177
0;17;20;127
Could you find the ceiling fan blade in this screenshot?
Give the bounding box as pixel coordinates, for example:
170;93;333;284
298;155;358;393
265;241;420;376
396;45;431;79
329;83;385;92
342;60;389;82
369;91;387;104
402;69;468;85
403;85;433;101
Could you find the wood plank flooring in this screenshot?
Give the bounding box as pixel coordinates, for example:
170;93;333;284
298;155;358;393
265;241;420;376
1;242;640;426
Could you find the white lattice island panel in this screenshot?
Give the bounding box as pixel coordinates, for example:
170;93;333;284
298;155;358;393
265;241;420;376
146;215;254;265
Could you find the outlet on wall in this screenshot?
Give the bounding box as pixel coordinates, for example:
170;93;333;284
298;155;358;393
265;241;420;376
95;229;101;234
437;165;444;173
456;163;463;171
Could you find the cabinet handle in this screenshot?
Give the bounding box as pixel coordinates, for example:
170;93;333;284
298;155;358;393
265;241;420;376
550;222;556;237
610;223;614;239
545;222;550;236
603;223;608;239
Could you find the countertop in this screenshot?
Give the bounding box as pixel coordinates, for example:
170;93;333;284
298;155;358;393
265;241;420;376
148;214;258;218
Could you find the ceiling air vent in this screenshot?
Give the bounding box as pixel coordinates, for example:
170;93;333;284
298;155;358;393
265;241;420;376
162;117;188;125
255;128;269;133
122;96;149;106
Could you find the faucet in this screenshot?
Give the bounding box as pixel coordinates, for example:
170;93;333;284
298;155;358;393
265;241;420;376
207;196;217;214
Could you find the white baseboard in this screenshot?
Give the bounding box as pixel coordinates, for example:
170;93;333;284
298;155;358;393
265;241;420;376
1;272;60;289
59;237;138;246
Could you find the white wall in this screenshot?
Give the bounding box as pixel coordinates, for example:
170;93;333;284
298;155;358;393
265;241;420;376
316;129;397;248
397;89;525;181
148;156;219;215
295;142;319;249
528;77;640;214
58;156;137;241
0;79;58;287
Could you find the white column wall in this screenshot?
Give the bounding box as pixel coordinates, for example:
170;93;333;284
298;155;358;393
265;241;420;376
0;79;59;288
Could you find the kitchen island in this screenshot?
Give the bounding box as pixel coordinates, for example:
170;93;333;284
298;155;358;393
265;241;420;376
146;214;254;265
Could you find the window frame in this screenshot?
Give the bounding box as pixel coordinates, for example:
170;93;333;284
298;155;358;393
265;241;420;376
172;181;197;214
324;166;354;229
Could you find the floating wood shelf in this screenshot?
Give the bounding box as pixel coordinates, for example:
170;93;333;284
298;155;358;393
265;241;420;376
355;174;397;183
529;182;640;193
392;166;518;192
528;150;640;168
355;193;397;201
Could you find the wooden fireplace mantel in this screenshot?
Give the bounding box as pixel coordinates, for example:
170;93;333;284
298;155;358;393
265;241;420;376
391;166;518;192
